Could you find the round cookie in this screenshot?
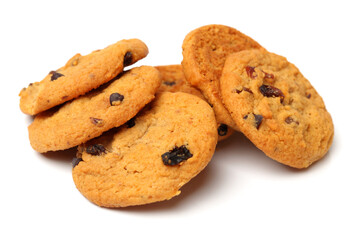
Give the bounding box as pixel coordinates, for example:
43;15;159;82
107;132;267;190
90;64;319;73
155;64;233;141
181;24;263;131
220;49;334;168
28;66;161;153
19;39;148;115
72;92;218;207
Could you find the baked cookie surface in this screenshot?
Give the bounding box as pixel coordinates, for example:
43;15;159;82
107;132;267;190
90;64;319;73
72;92;218;207
181;24;263;130
28;66;160;153
20;39;148;115
220;49;334;168
156;64;233;141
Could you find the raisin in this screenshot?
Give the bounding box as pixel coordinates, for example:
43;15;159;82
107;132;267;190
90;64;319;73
217;124;228;136
285;117;299;125
109;93;124;106
123;51;133;67
86;144;106;156
49;71;64;81
126;117;136;128
245;66;257;79
163;81;176;86
306;93;311;99
90;117;104;127
259;85;285;103
233;87;252;94
72;158;83;168
243;114;248;120
262;70;274;80
161;145;193;166
254;114;263;129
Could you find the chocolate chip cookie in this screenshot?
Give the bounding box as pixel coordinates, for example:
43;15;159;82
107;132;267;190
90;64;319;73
182;24;263;131
72;92;218;207
220;49;334;168
156;64;233;141
20;39;148;115
28;66;161;153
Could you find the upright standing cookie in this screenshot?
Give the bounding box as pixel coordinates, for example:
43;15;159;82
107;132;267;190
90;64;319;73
220;49;334;168
28;66;161;153
156;64;233;141
72;92;218;207
182;24;263;130
19;39;148;115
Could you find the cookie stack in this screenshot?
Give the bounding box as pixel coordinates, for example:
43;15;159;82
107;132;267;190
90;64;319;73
19;24;334;208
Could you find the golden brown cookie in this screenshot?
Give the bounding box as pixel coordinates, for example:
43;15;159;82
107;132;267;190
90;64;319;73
28;66;160;153
181;24;263;130
72;92;218;207
19;39;148;115
155;64;234;141
220;49;334;168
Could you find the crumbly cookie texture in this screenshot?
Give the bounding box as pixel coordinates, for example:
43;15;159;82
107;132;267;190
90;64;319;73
220;49;334;168
181;24;263;130
72;92;218;207
156;64;233;141
28;66;160;153
19;39;148;115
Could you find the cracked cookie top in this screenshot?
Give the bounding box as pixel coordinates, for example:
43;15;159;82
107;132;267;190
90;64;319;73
72;92;218;207
220;49;334;168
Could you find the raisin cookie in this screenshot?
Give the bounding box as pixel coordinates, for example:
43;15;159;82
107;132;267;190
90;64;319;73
20;39;148;115
156;64;233;141
182;24;263;130
72;92;218;207
220;49;334;168
28;66;160;153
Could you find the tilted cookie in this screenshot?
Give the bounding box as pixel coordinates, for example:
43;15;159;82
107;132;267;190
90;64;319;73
182;24;263;130
28;66;160;153
220;49;334;168
20;39;148;115
72;92;218;207
155;64;233;141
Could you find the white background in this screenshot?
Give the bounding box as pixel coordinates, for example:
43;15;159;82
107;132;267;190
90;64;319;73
1;0;359;239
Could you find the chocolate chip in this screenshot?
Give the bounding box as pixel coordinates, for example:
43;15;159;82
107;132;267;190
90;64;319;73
49;71;64;81
285;116;299;125
217;124;228;136
161;145;193;166
254;114;263;129
123;51;133;67
259;85;285;103
262;70;274;80
245;66;257;79
90;117;104;127
109;93;124;106
163;81;176;86
86;144;106;156
126;117;136;128
72;158;83;168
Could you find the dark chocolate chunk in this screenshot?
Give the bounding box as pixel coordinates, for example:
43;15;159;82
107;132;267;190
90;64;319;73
109;93;124;106
90;117;104;126
163;81;176;86
259;84;285;103
126;117;136;128
86;144;106;156
245;66;257;79
217;124;228;136
161;145;193;166
123;51;133;67
254;114;263;129
72;158;83;168
49;71;64;81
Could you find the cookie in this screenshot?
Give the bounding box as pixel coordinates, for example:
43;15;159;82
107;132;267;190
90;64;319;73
19;39;148;115
220;49;334;168
181;24;263;130
156;64;233;141
28;66;161;153
72;92;218;207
